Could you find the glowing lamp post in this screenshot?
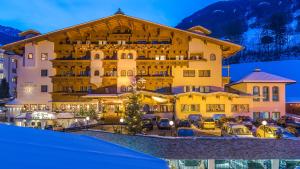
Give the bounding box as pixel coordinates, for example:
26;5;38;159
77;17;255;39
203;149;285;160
120;118;124;134
86;116;90;129
169;120;174;136
262;120;267;138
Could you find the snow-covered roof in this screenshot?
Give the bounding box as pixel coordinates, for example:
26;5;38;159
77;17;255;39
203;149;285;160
0;125;167;169
230;69;296;85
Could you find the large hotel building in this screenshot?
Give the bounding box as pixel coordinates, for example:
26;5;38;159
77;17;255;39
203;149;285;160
1;11;295;123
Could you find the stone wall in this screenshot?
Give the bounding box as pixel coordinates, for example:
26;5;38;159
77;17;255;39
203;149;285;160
76;130;300;160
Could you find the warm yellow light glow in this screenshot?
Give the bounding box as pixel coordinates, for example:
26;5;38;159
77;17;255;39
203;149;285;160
152;96;168;103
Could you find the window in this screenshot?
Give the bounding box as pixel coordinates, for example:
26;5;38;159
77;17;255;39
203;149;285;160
183;70;195;77
127;70;133;76
41;85;48;92
210;53;216;61
185;86;190;92
94;54;100;60
263;86;269;102
231;104;249;113
253;86;260;102
12;77;17;83
127;53;133;59
127;86;133;92
0;63;3;69
41;69;48;77
94;70;100;76
198;70;211;77
206;104;225;112
181;104;189;112
11;59;16;63
121;70;126;76
272;112;280;120
28;53;33;59
0;73;4;79
190;104;200;111
272;86;279;101
121;53;126;59
121;86;127;92
41;53;48;61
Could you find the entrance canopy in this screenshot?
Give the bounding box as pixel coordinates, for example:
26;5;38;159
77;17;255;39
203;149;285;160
0;125;168;169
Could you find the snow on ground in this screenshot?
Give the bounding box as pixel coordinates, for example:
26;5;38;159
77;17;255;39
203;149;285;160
0;125;168;169
229;60;300;100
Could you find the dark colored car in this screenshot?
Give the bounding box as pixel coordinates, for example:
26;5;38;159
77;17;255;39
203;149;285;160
177;120;191;128
142;119;154;131
277;116;295;127
236;116;254;130
157;118;171;130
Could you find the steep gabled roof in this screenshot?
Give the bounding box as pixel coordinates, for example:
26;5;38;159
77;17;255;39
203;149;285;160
229;69;296;85
1;13;243;57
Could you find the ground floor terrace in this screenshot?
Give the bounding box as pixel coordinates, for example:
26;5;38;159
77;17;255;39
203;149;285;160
6;90;286;123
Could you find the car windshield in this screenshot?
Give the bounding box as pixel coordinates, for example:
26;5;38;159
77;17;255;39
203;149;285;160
232;127;251;135
160;119;169;122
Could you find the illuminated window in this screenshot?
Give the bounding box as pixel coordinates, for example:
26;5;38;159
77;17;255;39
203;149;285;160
210;53;216;61
272;86;279;101
263;86;269;102
121;86;127;92
127;53;133;59
198;70;211;77
0;73;4;79
183;70;195;77
41;85;48;92
0;63;3;69
127;70;133;76
11;59;16;63
121;53;126;59
253;86;260;102
41;53;48;61
28;53;33;59
181;104;189;112
190;104;200;111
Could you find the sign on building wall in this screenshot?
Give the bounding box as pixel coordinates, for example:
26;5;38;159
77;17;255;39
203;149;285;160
206;104;225;112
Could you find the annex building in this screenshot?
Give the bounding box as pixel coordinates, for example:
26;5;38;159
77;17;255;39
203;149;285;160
1;10;295;123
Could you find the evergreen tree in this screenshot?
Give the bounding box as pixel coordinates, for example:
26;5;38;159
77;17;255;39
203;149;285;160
124;91;144;135
0;78;10;99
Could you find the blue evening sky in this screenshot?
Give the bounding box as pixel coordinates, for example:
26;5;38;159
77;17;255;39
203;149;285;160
0;0;219;33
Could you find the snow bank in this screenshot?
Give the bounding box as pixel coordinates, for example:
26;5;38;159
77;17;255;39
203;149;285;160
0;125;168;169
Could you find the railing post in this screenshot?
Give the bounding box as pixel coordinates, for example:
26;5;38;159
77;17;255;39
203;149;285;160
208;159;215;169
271;159;280;169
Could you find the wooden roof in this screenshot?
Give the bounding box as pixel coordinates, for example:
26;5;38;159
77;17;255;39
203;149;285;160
1;13;243;57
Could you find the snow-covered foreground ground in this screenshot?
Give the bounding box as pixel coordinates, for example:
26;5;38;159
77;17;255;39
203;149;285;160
0;125;168;169
229;60;300;102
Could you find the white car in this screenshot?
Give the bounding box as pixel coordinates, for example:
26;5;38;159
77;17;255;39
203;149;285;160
221;124;254;138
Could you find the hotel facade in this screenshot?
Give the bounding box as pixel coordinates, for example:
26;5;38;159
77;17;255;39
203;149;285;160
2;11;295;123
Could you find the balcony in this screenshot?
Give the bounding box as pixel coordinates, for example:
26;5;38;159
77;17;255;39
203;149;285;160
52;55;91;61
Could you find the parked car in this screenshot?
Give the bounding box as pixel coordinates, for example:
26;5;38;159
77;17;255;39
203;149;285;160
177;120;191;128
277;116;295;127
236;116;254;130
256;125;297;139
200;118;216;130
177;127;195;137
188;114;202;125
221;124;254;138
212;114;226;121
157;118;171;130
218;117;237;127
142;119;153;131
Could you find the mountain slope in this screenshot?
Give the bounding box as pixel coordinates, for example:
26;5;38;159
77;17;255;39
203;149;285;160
0;25;22;45
176;0;300;64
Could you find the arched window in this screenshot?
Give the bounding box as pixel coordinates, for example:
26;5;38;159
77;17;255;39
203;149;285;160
263;86;269;101
210;53;216;61
121;53;126;59
94;70;100;76
127;70;133;76
253;86;260;102
94;54;100;60
121;70;126;76
127;53;133;59
272;86;279;101
121;86;127;92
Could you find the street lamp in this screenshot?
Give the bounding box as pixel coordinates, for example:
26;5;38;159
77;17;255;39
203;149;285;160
86;116;90;129
120;118;124;134
169;120;174;136
23;119;26;127
262;120;267;138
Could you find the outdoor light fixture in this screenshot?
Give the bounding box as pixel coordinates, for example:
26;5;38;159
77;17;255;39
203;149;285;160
169;120;174;126
120;118;125;134
120;118;124;123
86;116;90;121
